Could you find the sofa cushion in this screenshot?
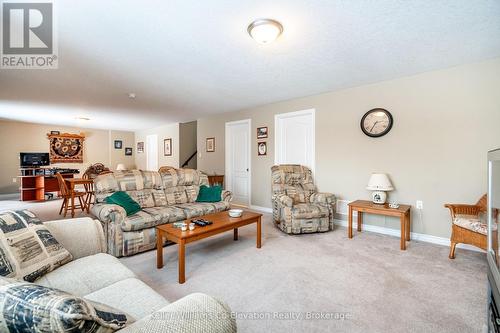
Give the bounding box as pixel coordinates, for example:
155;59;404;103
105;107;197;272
0;277;132;332
128;189;156;208
0;210;73;282
36;253;136;296
453;217;488;235
291;203;329;219
121;207;186;232
165;185;199;204
84;278;169;320
175;202;230;219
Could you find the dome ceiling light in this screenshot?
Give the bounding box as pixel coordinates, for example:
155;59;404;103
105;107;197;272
247;19;283;44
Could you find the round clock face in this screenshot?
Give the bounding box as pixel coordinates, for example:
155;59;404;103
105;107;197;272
360;108;393;137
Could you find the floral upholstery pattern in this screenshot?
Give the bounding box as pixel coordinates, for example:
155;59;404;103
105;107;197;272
271;165;336;234
92;168;232;257
453;217;489;235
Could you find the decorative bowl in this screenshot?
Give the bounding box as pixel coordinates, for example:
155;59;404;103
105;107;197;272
228;209;243;218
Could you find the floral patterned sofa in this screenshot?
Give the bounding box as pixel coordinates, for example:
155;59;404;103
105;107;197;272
271;164;336;234
91;168;232;257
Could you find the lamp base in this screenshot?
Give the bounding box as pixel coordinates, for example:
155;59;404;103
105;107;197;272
371;191;387;204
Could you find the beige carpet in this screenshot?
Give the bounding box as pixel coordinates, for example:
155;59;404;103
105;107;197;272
1;199;487;333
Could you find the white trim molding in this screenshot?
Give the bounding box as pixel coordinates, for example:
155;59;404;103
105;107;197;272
249;205;273;214
225;119;252;207
334;219;484;253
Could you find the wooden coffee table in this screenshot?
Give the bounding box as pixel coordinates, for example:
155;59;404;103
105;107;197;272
156;210;263;283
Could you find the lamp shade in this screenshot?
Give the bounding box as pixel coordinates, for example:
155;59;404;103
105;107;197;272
366;173;394;191
116;163;127;171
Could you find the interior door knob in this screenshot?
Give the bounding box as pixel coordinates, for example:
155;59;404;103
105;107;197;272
246;168;249;172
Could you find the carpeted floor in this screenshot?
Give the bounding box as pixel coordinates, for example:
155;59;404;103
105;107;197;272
1;199;488;333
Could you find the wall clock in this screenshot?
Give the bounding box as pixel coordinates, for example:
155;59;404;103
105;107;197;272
360;108;393;137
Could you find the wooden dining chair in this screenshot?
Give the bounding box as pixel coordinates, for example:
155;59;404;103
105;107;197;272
445;194;496;259
82;163;111;211
56;173;86;217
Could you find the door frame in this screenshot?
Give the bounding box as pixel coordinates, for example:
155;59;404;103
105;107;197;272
274;108;316;175
225;119;252;207
146;134;159;171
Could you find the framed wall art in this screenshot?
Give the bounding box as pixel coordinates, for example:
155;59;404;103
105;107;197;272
137;142;144;153
206;137;215;152
258;141;267;156
257;126;268;139
125;147;133;156
114;140;122;149
164;138;172;156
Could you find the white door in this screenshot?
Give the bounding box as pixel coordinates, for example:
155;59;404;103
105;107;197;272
225;120;251;206
146;134;158;171
275;109;315;173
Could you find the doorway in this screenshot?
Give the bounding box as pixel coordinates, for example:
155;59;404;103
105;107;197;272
146;134;158;171
225;119;251;206
275;109;315;174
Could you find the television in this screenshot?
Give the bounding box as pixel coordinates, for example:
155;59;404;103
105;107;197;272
20;152;50;167
487;148;500;332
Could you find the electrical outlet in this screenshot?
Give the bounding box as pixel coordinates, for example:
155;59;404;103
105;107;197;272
12;178;17;183
416;200;423;210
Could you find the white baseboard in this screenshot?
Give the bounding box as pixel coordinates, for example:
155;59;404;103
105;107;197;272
249;205;273;214
0;193;18;201
334;219;484;253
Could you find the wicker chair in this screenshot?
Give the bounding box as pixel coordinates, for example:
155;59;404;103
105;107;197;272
445;194;497;259
271;164;336;234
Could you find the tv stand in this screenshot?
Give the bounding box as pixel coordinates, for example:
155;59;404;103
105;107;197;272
18;167;79;201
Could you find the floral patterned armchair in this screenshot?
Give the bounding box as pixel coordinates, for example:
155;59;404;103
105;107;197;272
271;165;336;234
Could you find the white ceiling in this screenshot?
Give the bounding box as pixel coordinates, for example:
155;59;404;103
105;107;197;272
1;0;500;131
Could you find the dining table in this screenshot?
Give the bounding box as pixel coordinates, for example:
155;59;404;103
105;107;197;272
65;178;94;217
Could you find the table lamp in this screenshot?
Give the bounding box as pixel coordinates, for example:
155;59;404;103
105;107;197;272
116;163;127;171
366;173;394;204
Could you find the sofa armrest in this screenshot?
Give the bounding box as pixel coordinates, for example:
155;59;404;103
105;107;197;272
91;203;127;224
43;217;105;259
310;192;336;205
273;194;293;207
221;190;233;203
121;293;236;333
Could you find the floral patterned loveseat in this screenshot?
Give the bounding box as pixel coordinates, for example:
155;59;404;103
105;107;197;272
91;168;232;257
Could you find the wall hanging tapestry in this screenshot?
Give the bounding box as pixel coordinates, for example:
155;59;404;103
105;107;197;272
47;132;85;163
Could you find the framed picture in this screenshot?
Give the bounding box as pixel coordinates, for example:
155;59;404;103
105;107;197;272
258;141;267;156
114;140;123;149
137;142;144;153
164;138;172;156
257;126;268;139
50;130;60;135
125;147;133;156
206;137;215;152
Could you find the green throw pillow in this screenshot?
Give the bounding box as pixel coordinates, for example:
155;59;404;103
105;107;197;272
106;191;141;216
196;185;222;202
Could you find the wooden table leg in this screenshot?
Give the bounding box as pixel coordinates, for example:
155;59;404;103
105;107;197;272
348;206;353;238
256;217;261;248
357;211;363;232
400;214;406;250
70;183;75;218
405;211;411;241
179;239;185;284
234;228;238;241
156;229;163;269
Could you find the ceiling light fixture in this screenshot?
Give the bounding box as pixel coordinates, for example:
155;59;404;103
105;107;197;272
128;93;136;99
247;19;283;44
75;116;90;121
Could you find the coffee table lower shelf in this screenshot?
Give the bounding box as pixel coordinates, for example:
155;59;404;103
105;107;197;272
156;211;262;284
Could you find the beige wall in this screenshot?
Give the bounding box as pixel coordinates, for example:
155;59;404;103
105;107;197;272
135;123;180;170
0;120;135;194
197;58;500;238
109;130;136;171
179;121;197;169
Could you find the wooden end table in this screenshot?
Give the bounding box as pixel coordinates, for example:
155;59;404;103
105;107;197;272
156;210;262;283
348;200;411;250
